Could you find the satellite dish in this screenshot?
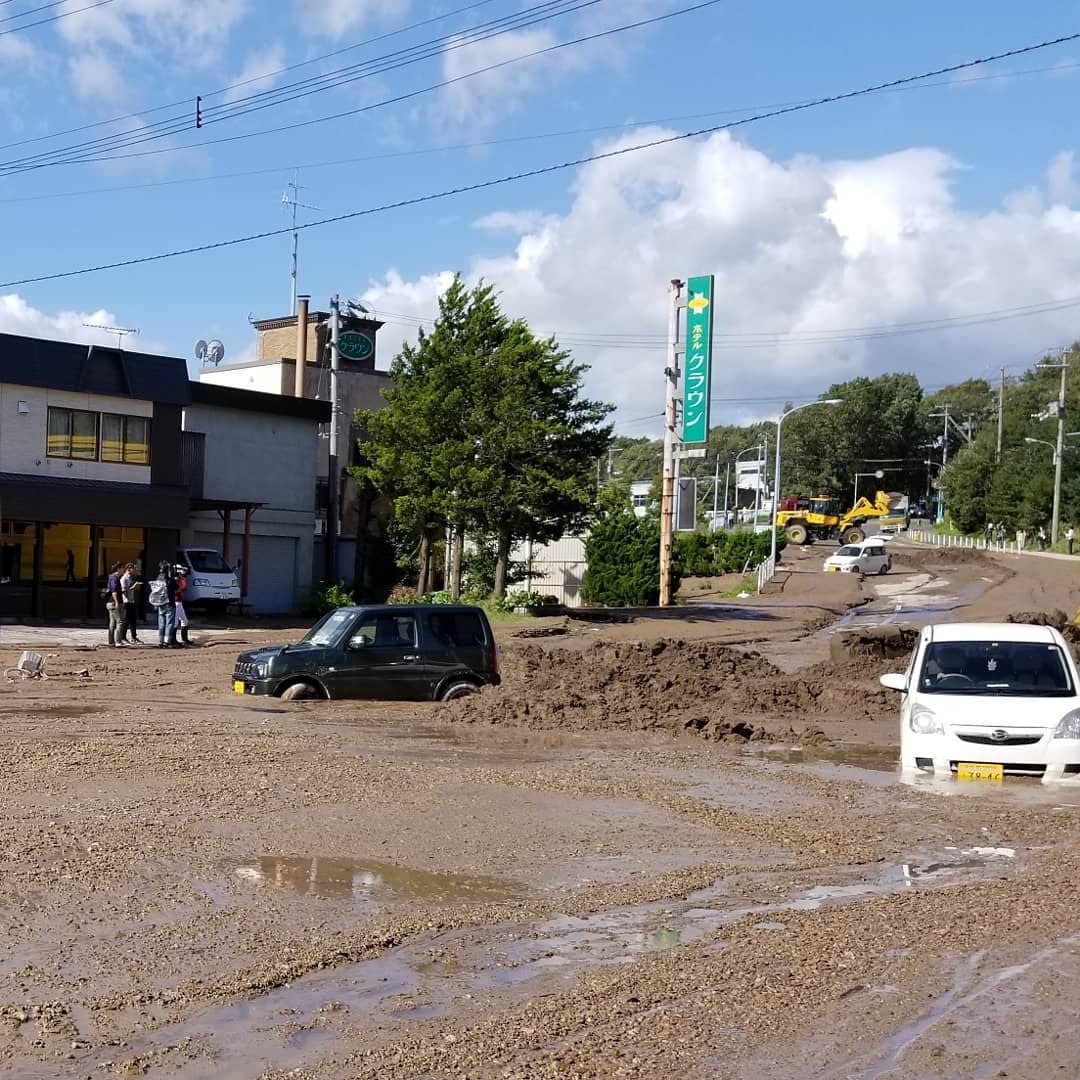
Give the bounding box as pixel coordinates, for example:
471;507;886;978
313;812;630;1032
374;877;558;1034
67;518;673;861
207;340;225;366
194;339;208;362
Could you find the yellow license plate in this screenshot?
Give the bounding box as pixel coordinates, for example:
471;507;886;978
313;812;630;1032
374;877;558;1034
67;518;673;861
827;566;837;572
233;681;245;695
957;762;1004;781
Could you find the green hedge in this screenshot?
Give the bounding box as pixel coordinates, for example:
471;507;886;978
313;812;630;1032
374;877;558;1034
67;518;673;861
675;528;785;577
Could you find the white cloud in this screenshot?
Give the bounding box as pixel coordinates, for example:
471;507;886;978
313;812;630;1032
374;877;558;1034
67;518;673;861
0;33;40;68
436;0;670;128
359;131;1080;430
0;295;136;348
222;44;287;105
56;0;249;100
440;27;566;127
69;52;125;102
299;0;409;39
1048;151;1079;207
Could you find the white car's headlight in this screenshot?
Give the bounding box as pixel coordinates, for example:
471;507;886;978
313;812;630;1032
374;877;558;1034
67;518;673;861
909;703;943;735
1053;710;1080;739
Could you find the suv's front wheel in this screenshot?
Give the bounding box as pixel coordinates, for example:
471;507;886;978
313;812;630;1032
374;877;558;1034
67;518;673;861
280;681;319;701
440;680;480;701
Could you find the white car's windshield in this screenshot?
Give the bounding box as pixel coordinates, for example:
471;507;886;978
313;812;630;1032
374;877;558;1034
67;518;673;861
918;641;1075;697
300;610;355;647
835;546;862;557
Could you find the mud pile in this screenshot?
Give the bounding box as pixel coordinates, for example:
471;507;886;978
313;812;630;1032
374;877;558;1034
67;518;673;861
829;624;919;663
1006;610;1080;650
449;640;889;740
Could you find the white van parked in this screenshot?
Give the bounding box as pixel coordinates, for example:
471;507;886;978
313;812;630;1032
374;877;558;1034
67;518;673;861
822;539;892;576
175;547;240;614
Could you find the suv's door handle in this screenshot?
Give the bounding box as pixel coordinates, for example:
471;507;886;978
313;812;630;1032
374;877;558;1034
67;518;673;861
403;654;419;662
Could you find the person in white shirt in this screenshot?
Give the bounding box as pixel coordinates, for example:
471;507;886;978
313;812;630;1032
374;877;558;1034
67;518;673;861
1067;526;1076;556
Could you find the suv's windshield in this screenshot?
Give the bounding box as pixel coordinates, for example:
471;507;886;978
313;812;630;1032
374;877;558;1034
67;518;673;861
919;640;1075;697
300;610;355;647
836;546;862;557
185;550;233;574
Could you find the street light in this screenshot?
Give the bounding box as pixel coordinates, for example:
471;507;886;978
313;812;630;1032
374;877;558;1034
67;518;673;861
735;443;764;527
853;469;885;505
1026;436;1057;457
770;399;843;566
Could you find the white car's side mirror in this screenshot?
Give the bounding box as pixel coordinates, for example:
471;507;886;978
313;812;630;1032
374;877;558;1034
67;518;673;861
879;673;908;692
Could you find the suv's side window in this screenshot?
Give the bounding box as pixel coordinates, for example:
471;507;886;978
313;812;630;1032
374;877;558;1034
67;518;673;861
349;613;417;650
427;611;486;648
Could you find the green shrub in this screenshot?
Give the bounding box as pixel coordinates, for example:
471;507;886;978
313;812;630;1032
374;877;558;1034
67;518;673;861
583;510;669;607
299;580;357;616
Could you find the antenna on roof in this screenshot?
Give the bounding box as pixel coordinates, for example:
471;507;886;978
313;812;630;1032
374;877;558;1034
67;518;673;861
282;169;320;317
195;339;225;366
84;324;138;349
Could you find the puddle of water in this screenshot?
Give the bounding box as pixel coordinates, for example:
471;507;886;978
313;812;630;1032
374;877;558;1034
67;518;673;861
107;843;1021;1076
0;703;106;718
900;773;1080;807
747;743;900;785
232;855;523;903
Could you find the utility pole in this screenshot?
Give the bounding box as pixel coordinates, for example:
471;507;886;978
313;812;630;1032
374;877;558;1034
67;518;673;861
996;367;1005;460
1052;359;1068;544
722;461;730;527
928;404;950;523
711;454;721;528
325;295;341;582
659;279;684;607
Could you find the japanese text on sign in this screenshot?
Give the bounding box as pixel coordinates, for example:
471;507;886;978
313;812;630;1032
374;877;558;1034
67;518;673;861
682;275;714;444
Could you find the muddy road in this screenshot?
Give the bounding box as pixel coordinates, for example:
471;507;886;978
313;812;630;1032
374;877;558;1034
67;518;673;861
2;542;1080;1078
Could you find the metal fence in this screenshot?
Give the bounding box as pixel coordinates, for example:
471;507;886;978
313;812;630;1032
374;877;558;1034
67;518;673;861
907;529;1023;555
756;553;776;593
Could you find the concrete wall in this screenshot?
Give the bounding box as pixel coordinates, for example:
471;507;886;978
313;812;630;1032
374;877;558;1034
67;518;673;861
0;383;153;485
200;361;288;395
182;402;319;613
183;402;316;510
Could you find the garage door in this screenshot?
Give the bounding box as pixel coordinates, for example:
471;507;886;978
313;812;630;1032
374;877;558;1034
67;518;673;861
193;532;298;614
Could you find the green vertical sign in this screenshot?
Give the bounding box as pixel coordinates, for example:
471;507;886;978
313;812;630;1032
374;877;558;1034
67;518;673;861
682;275;714;444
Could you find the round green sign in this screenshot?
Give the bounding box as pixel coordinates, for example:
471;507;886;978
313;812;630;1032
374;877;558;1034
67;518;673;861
338;331;374;361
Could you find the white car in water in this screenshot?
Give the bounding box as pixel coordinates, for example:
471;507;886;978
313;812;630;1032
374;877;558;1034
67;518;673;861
880;622;1080;783
823;539;891;576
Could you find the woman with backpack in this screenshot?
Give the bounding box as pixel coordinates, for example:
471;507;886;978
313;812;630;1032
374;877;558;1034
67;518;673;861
148;560;178;648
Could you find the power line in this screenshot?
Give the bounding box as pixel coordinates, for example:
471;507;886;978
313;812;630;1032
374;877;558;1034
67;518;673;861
0;0;114;37
0;0;608;174
0;0;693;177
3;29;1077;288
0;0;504;153
6;59;1078;202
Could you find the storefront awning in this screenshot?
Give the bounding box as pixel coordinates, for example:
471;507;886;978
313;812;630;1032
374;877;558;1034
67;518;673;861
0;473;190;529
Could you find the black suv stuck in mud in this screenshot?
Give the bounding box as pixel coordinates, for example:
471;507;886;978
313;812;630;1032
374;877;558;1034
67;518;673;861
232;604;500;701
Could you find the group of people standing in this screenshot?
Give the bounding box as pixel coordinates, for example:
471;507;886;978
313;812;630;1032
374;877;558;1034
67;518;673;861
984;521;1077;555
105;560;192;648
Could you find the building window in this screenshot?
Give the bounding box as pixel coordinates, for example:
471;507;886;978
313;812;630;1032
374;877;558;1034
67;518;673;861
47;407;99;460
631;494;648;508
101;414;151;465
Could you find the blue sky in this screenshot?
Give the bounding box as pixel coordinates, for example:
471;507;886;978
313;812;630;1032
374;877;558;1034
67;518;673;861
1;1;1079;428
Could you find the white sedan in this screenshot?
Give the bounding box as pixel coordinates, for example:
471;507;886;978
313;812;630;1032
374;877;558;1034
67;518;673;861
823;540;891;575
880;621;1080;783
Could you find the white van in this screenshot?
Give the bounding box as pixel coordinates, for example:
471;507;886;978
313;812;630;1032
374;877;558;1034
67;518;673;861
822;539;892;576
176;547;240;613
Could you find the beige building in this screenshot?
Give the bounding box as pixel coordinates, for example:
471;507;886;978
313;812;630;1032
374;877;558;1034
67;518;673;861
200;305;392;588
